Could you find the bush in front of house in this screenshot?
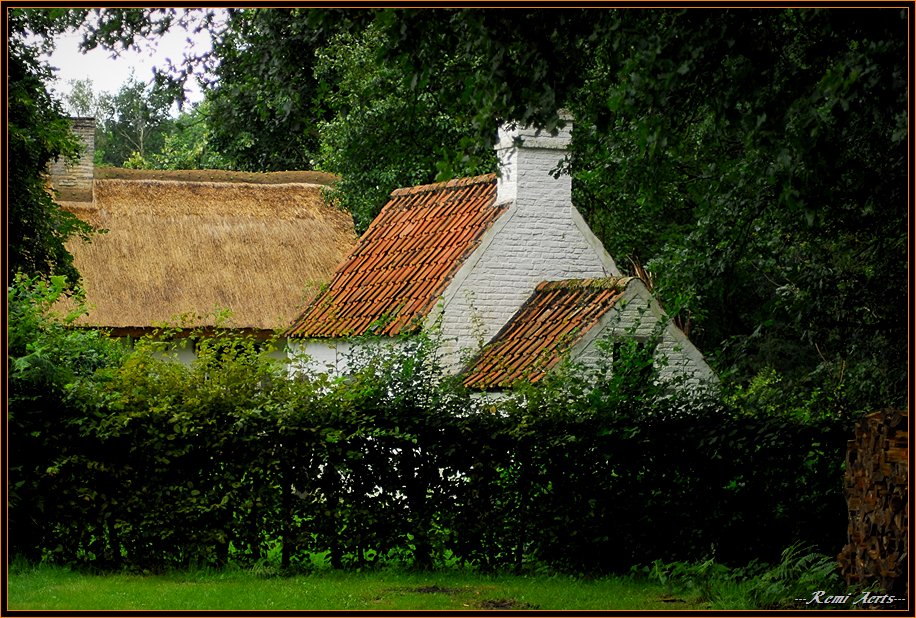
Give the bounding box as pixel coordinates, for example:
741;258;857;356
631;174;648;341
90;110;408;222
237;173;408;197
450;336;852;575
8;274;129;564
8;276;854;573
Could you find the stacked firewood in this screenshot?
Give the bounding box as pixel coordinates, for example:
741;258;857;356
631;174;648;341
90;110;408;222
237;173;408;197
838;409;908;597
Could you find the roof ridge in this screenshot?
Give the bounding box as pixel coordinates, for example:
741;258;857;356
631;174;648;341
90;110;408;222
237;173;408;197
389;173;497;197
535;276;636;292
95;178;329;190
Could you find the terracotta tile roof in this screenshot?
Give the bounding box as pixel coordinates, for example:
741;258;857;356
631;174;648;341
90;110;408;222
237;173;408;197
287;174;504;338
463;277;633;390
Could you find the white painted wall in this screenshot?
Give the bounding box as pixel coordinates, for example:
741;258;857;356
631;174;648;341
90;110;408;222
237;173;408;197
286;117;714;390
571;280;717;387
288;339;354;376
287;337;410;378
152;341;198;366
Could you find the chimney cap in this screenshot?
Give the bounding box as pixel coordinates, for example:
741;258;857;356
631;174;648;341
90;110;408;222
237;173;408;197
496;111;573;151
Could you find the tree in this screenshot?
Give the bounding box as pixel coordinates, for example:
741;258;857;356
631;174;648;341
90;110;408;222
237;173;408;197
186;9;495;227
62;78;102;118
371;9;614;148
94;74;176;167
61;78;110;167
313;21;495;231
341;8;905;410
59;8;222;167
147;101;231;170
201;8;350;171
7;274;127;561
7;8;95;288
566;9;907;410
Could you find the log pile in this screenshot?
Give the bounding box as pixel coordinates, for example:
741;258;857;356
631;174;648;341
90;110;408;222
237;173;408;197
838;409;908;598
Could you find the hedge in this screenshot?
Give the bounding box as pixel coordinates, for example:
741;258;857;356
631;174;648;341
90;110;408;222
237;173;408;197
8;276;853;573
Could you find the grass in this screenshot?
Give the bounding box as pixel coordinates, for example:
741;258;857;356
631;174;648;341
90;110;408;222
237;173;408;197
8;564;711;611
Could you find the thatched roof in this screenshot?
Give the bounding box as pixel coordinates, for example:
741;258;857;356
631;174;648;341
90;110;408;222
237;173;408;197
60;178;357;332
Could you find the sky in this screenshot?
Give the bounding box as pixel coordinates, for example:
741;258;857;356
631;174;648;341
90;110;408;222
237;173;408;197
43;16;212;109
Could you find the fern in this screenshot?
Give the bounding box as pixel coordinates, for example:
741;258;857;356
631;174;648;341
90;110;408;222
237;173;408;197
745;542;843;609
644;543;844;610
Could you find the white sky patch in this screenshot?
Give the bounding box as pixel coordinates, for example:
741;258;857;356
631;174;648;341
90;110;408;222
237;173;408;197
42;14;215;109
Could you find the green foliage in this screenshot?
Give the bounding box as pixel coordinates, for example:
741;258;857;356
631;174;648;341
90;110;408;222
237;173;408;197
204;7;906;410
364;8;905;410
8;320;853;573
9;274;855;575
8;11;95;285
202;8;349;171
7;274;128;562
146;101;231;170
59;9;905;413
643;542;845;609
457;339;851;574
313;21;497;232
63;78;103;118
374;9;609;146
743;543;844;609
570;9;906;411
646;556;735;602
120;151;150;169
93;332;298;571
93;73;176;167
8;275;125;390
61;77;230;171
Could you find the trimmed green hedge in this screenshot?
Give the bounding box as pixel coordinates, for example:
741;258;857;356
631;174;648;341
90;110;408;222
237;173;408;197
8;276;853;573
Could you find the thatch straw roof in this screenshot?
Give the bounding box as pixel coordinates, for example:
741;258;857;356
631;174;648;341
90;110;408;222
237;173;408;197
60;178;357;332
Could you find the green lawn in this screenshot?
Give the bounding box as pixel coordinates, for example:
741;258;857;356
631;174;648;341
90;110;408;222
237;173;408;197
8;565;711;611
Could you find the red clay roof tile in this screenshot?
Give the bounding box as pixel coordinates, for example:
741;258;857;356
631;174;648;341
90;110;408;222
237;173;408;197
463;277;633;390
287;174;504;338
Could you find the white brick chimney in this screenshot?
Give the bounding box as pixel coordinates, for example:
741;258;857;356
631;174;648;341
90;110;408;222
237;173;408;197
433;111;620;369
495;111;573;207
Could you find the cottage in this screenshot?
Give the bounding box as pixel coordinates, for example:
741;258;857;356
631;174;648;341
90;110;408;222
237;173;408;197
287;115;715;388
52;120;358;362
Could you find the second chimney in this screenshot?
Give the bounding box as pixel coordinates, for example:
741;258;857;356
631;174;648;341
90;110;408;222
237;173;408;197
48;116;96;202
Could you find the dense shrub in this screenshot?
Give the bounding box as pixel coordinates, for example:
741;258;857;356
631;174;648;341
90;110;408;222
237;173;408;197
450;339;851;574
8;278;856;573
8;275;128;563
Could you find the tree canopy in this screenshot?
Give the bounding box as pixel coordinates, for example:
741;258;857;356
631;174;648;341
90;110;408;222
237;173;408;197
565;9;908;409
96;74;176;166
15;7;910;411
7;9;94;288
